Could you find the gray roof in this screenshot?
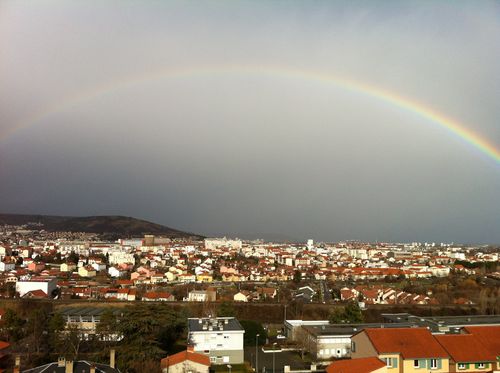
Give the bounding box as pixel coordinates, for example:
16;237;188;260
188;317;244;332
22;361;120;373
381;313;500;332
303;322;415;337
58;307;123;317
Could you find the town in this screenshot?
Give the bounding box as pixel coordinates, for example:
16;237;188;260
0;222;498;372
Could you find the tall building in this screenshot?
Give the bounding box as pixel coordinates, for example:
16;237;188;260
187;317;245;365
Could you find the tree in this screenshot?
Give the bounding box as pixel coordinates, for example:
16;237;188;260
329;302;363;324
240;320;267;346
293;270;302;284
116;304;186;372
2;308;25;342
217;301;236;317
96;308;119;342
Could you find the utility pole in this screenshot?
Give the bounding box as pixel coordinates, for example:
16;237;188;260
272;342;277;373
256;333;260;373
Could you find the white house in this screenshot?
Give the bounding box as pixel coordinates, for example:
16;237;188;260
188;317;245;365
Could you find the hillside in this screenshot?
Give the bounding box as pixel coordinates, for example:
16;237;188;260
0;213;203;239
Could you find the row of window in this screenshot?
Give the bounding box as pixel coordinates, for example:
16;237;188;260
318;348;345;356
458;362;488;369
382;358;440;369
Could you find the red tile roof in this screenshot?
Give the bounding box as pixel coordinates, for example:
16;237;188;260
326;357;386;373
463;326;500;360
435;334;495;362
362;328;448;359
0;341;10;350
160;349;210;368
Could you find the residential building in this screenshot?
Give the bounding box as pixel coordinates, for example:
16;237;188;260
160;346;210;373
351;327;450;372
15;277;57;298
326;357;387;373
187;290;216;302
187;317;245;365
435;334;496;372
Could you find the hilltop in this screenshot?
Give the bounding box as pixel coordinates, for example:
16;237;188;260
0;213;203;239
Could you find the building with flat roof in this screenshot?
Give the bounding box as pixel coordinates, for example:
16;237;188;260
188;317;244;365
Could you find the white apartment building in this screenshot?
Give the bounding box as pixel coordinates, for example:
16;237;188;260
108;251;135;265
188;317;245;365
204;238;242;251
16;277;57;297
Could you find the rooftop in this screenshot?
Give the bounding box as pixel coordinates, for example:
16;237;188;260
188;317;244;332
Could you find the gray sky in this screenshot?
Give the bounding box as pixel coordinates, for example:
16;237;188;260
0;1;499;243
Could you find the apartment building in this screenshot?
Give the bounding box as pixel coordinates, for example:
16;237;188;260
187;317;244;365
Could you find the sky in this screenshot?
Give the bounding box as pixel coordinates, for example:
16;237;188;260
0;1;499;243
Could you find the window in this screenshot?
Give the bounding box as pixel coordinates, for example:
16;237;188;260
430;359;438;369
458;363;466;370
477;363;485;369
384;358;393;368
351;341;356;352
414;360;420;368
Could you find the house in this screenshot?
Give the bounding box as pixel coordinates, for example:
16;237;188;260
351;327;450;372
142;291;174;302
60;263;77;272
326;357;387;373
435;334;496;372
21;289;48;299
233;291;249;302
187;290;216;302
462;326;500;372
160;346;210;373
295;286;315;303
78;266;97;278
187;317;245;365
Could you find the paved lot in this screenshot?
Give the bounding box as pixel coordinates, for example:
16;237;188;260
244;347;309;373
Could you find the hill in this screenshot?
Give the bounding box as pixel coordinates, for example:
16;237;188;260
0;213;203;239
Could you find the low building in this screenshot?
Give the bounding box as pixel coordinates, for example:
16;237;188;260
160;346;210;373
21;353;118;373
58;307;122;340
187;290;216;302
188;317;244;365
299;322;414;360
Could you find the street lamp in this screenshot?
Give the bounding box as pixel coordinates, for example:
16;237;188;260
272;342;277;373
255;333;260;373
227;364;232;373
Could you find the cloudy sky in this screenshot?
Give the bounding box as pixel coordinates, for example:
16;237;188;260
0;1;499;243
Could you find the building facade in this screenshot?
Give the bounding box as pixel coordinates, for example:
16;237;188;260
187;317;244;365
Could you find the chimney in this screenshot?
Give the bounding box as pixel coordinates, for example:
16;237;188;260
110;349;116;369
65;360;74;373
90;365;96;373
187;345;194;353
58;357;66;368
13;355;21;373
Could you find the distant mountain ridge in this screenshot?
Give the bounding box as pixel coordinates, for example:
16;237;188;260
0;213;203;239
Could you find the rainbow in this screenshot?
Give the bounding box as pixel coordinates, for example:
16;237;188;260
3;65;499;165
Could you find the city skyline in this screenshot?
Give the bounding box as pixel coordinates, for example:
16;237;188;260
1;1;499;243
